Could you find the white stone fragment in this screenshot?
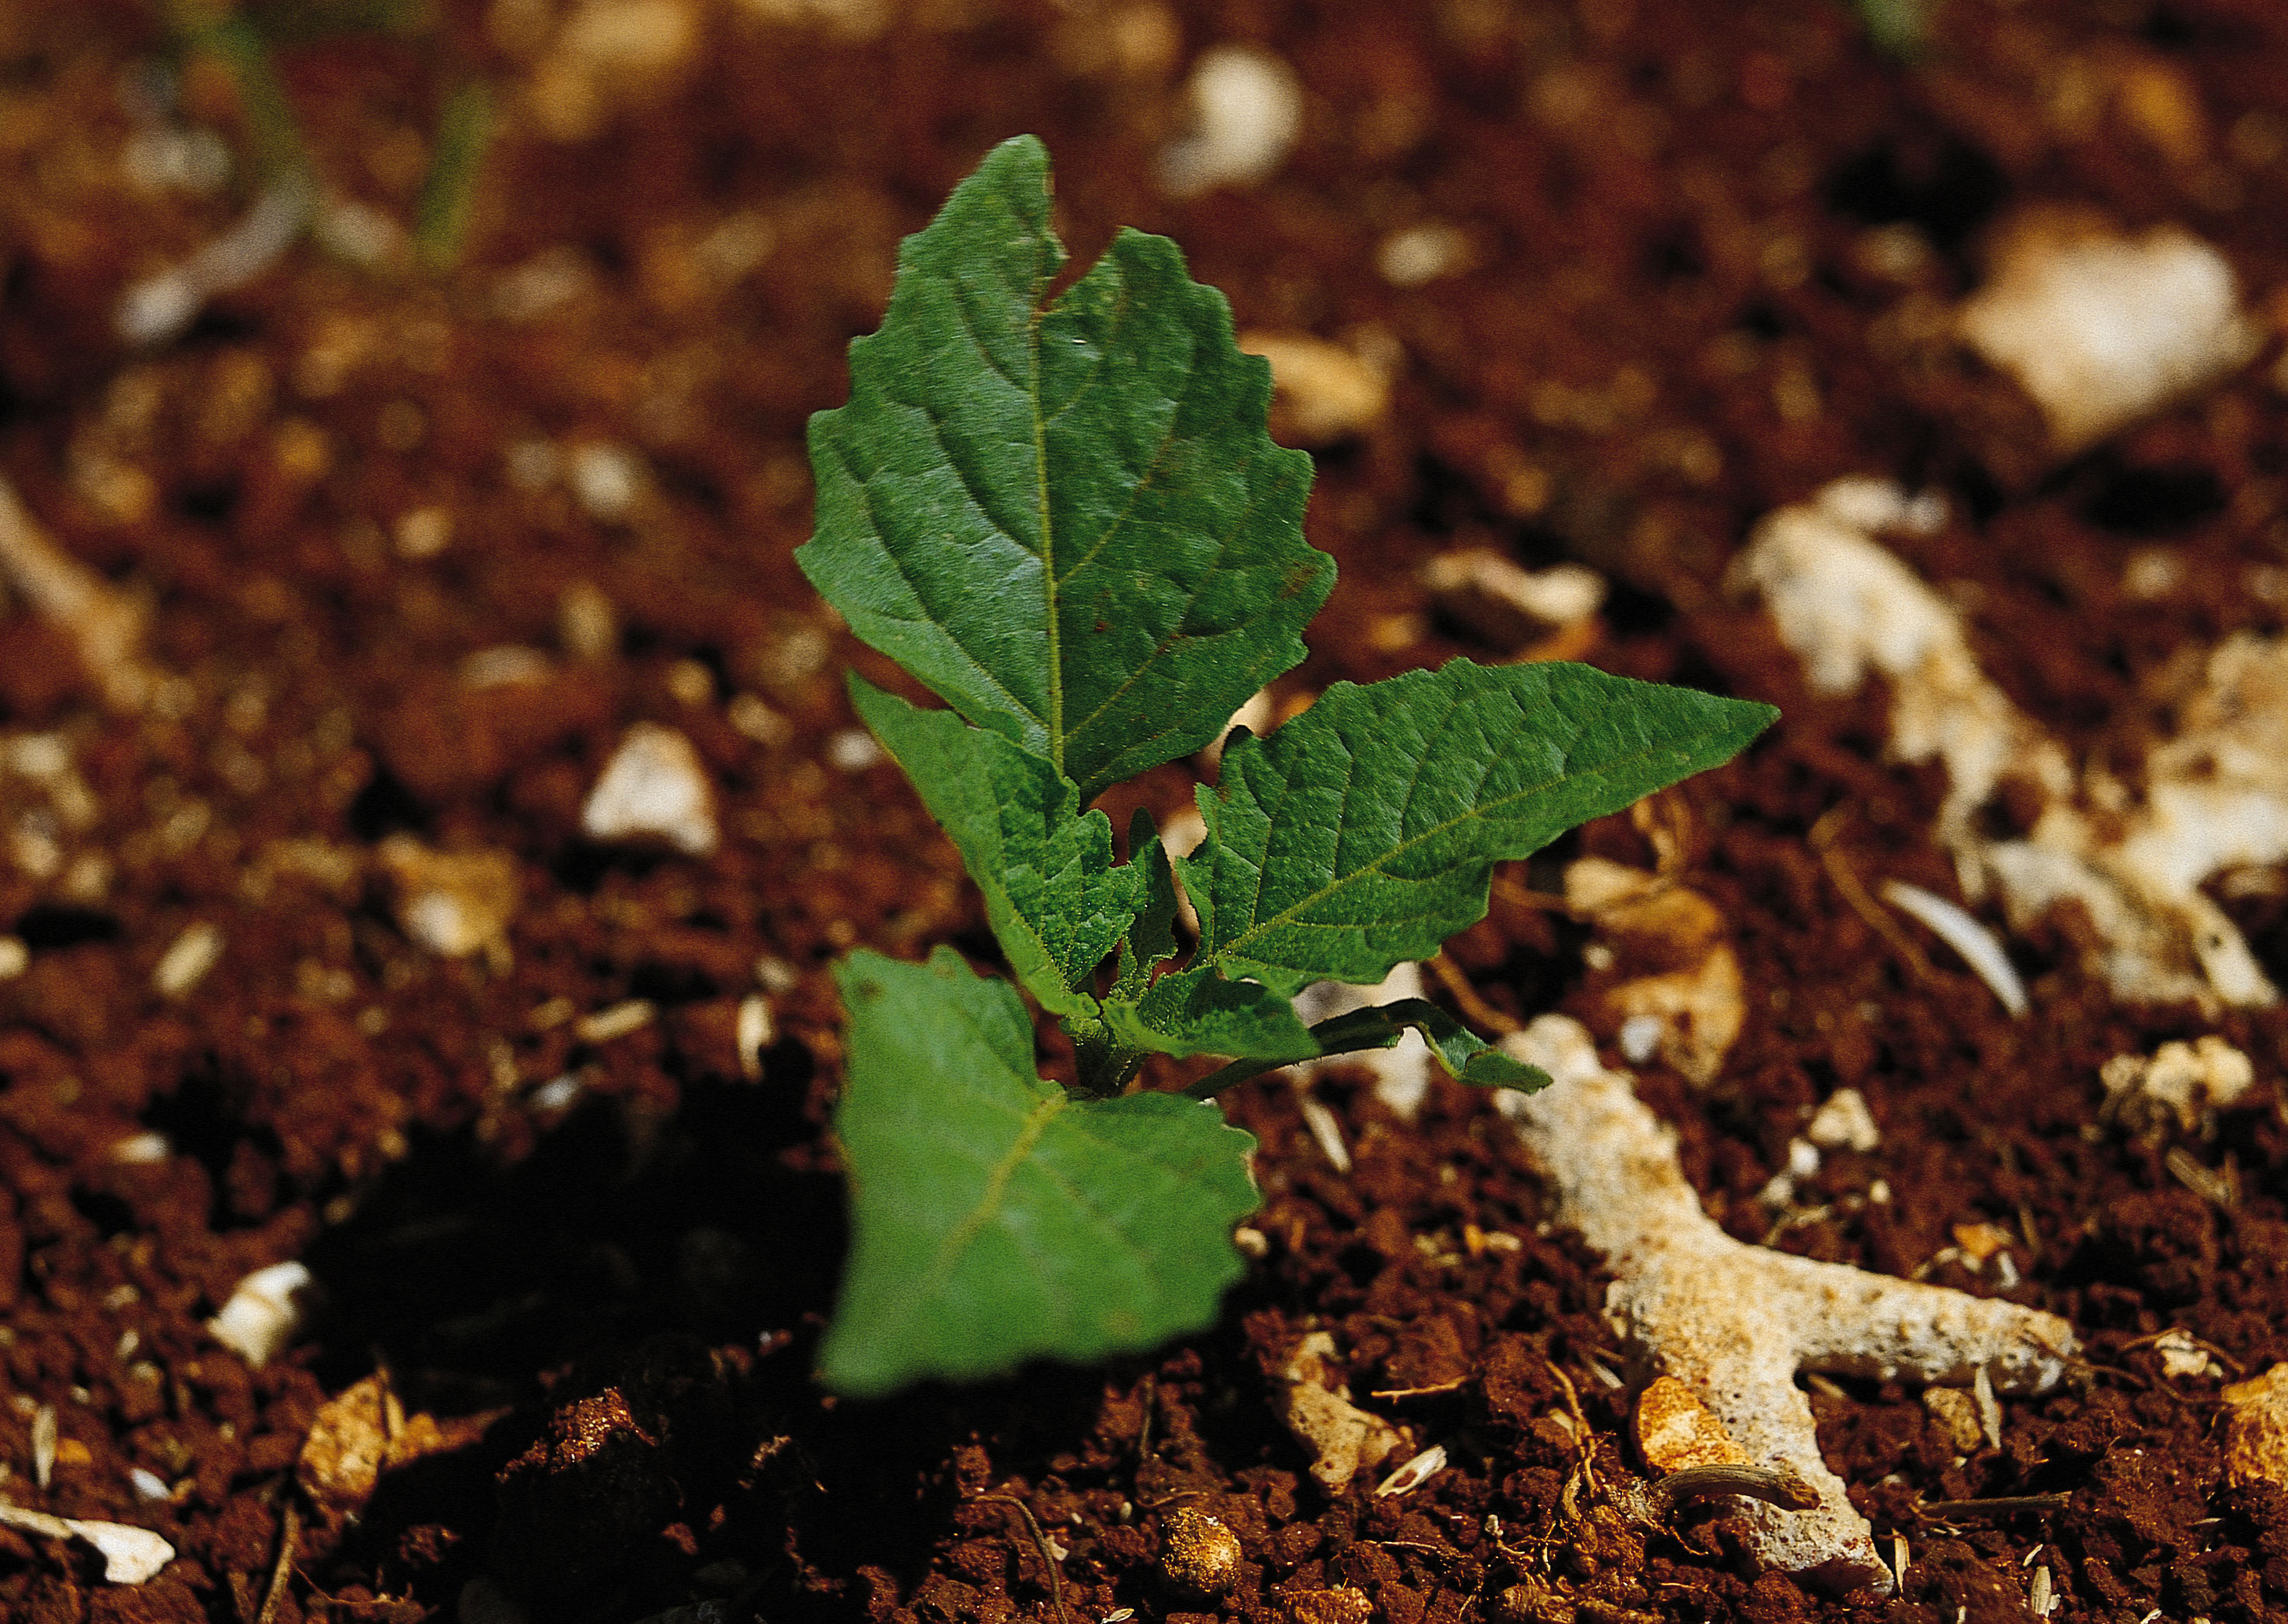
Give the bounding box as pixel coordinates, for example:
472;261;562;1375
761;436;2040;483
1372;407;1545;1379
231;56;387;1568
127;1467;171;1501
736;993;773;1080
1806;1088;1881;1153
0;1501;175;1584
1377;223;1470;287
206;1260;313;1368
568;443;644;523
1495;1014;2075;1593
0;937;26;980
2099;1035;2255;1139
1275;1331;1404;1494
109;1131;171;1164
1158;46;1302;195
1238;332;1389;445
582;723;717;855
1958;215;2260;453
825;728;883;772
380;838;520;959
2152;1329;2222;1380
32;1402;55;1488
1421;550;1605;652
153;922;223;999
458;646;554;689
1288;963;1433;1119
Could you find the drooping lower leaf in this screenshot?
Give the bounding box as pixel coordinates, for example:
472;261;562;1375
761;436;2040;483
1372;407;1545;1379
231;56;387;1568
849;674;1139;1017
821;948;1260;1397
1175;658;1777;996
1177;994;1549;1098
798;134;1332;800
1307;997;1547;1089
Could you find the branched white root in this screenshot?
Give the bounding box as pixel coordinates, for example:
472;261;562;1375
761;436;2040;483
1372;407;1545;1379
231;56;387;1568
0;476;150;709
1495;1015;2075;1595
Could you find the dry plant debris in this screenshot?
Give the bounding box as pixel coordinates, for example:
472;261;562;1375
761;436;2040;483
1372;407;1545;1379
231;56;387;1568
1737;476;2288;1010
1495;1014;2075;1593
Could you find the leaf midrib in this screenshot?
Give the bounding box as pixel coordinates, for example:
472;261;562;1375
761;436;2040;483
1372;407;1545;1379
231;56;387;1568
1199;697;1702;973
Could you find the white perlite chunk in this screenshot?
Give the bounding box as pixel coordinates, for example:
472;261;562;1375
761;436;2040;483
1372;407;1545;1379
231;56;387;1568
582;723;717;855
206;1260;313;1368
1158;46;1301;195
1495;1014;2075;1594
1958;214;2259;454
0;1502;174;1585
1737;479;2288;1010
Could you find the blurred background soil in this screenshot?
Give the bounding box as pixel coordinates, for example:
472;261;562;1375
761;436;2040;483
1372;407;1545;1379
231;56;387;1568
1;1;2286;1621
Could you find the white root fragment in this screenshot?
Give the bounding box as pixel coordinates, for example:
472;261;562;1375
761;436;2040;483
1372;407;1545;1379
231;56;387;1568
1496;1015;2075;1593
0;1501;175;1585
1737;479;2288;1011
1880;881;2027;1017
0;478;150;710
117;175;313;347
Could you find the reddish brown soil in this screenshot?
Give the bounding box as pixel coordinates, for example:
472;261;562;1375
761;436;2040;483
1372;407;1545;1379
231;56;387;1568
1;1;2286;1621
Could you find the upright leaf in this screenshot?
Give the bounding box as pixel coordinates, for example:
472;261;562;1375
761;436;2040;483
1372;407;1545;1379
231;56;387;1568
849;675;1140;1017
822;948;1260;1397
1112;807;1181;998
799;134;1332;800
1167;659;1776;997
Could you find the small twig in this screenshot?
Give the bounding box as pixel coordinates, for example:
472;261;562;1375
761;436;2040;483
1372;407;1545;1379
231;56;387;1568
1916;1493;2070;1520
1427;951;1521;1035
1651;1463;1820;1515
973;1494;1071;1624
254;1501;299;1624
1809;807;1936;984
1370;1378;1468;1400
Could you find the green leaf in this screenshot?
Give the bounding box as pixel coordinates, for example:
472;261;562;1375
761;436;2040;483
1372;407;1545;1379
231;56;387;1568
1113;807;1181;1000
1104;969;1315;1062
849;675;1140;1018
1307;997;1547;1089
798;134;1332;800
1173;658;1777;997
821;948;1260;1397
1180;993;1549;1099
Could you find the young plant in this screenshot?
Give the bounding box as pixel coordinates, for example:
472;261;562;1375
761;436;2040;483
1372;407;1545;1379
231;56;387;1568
797;136;1775;1396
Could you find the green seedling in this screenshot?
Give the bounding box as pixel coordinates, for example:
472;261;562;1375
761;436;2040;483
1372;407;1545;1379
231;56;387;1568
797;136;1776;1397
